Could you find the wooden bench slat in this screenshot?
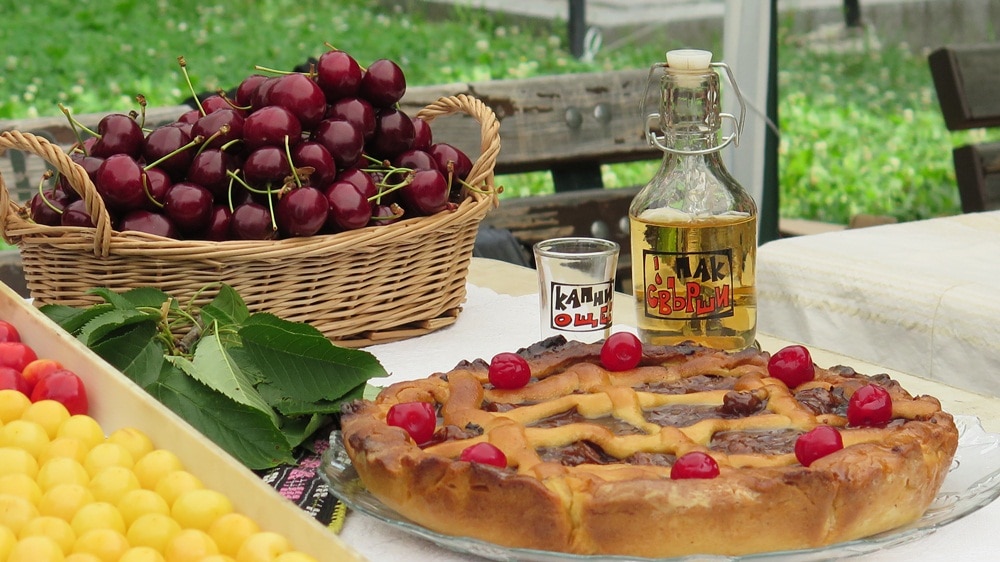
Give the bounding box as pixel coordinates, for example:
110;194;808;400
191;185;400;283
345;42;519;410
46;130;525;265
929;44;1000;131
400;69;660;176
954;141;1000;213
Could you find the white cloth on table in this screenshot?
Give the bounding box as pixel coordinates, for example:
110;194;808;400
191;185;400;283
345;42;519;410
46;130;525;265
757;211;1000;399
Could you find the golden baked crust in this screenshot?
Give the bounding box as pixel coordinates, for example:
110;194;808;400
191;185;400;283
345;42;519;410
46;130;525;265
339;337;959;557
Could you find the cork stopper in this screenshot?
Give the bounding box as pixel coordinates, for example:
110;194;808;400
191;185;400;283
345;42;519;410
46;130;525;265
665;49;713;70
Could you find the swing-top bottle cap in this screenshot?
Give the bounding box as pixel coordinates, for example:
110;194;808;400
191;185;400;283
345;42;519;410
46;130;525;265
665;49;713;70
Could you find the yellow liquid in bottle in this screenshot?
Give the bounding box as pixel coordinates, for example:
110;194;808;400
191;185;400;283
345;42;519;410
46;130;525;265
629;209;756;350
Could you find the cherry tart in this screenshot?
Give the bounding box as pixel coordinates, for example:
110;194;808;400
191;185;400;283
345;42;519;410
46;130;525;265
339;337;959;558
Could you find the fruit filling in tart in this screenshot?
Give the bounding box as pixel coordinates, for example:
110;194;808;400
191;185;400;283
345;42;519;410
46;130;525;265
340;336;959;558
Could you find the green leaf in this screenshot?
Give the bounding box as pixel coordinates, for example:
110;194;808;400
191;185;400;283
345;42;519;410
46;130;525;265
278;413;330;449
89;322;167;389
200;284;250;330
116;287;172;308
168;330;275;421
146;365;296;470
88;287;139;309
238;313;388;404
77;309;158;347
41;303;115;334
363;383;383;401
257;382;356;417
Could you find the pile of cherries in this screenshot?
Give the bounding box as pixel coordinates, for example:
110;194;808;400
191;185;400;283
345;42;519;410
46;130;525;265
29;49;476;241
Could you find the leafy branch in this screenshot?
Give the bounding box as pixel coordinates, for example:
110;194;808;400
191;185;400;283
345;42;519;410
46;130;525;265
41;284;388;470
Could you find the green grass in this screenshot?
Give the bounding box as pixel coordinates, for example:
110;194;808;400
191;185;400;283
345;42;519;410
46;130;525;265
0;0;995;227
776;32;998;223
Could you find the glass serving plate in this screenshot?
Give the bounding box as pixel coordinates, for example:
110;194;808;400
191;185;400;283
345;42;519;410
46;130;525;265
320;415;1000;561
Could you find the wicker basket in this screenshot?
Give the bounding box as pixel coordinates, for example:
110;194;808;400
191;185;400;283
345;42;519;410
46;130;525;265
0;95;500;347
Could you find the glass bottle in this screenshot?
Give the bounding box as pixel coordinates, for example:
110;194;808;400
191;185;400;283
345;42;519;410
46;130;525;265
629;49;757;350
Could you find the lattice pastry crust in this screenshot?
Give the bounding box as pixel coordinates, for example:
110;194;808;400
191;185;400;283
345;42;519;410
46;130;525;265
340;337;959;557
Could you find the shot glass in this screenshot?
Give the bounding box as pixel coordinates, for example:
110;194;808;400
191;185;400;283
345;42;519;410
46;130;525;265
533;237;620;343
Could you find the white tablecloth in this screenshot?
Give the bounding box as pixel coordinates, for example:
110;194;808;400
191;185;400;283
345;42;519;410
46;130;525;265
757;211;1000;399
336;282;1000;562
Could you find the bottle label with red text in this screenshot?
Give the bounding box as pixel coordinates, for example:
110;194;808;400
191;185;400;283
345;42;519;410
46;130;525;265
641;250;734;320
546;282;614;333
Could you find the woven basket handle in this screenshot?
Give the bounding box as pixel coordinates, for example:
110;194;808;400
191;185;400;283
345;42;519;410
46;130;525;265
416;94;501;201
0;130;114;256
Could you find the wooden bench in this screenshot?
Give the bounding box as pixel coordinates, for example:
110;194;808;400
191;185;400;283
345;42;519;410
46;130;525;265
399;69;659;287
929;43;1000;213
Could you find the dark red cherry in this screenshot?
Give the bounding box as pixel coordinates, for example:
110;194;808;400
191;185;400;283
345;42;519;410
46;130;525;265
276;186;328;238
847;384;893;427
235;74;268;109
163;182;214;233
370;202;404;226
360;59;406;108
229;202;277;240
336;168;378;200
243;146;293;187
386;401;435;445
177;109;201;124
428;143;473;190
311;119;364;170
411;117;433;151
459;443;507;468
369;108;415;160
324;181;372;232
118;209;178;239
91;113;144;159
291;142;337;187
242;105;303;151
315;49;363;101
600;332;643;371
794;426;844;467
141;167;173;211
60;199;95;227
488;352;531;389
767;345;815;388
250;76;280;110
191;108;244;150
142;125;194;180
63;153;103;195
326;97;376;141
199;94;232;115
95;153;147;211
268;73;326;130
29;189;67;226
393;149;439;172
169;121;195;137
401;168;449;216
670;452;720;479
187;149;240;199
201;205;232;241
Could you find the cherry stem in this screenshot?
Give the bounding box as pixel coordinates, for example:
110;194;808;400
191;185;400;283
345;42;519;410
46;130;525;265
141;173;165;210
144;135;205;171
58;104;98;149
323;43;367;72
264;185;278;232
225;169;281;198
35;171;64;216
371;202;405;222
283;136;303;189
227;174;238;213
367;169;413;203
216;88;250;112
135;95;148;129
177;56;206;116
194;125;230;158
253;65;294;76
